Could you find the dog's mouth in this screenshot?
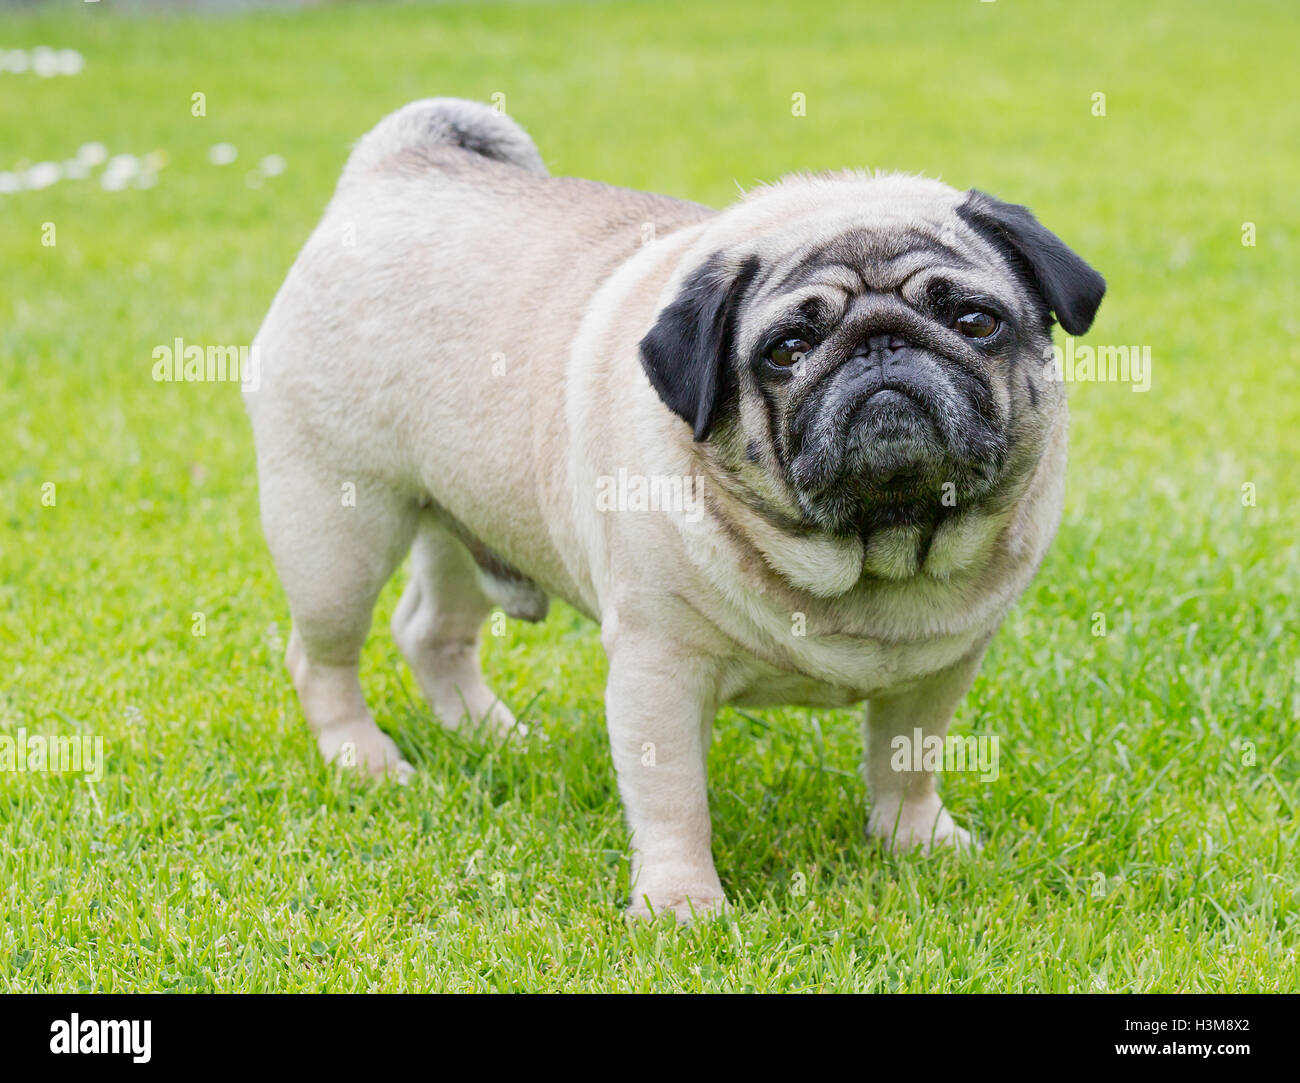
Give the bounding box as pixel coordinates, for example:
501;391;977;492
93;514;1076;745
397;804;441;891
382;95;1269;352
787;374;1004;533
797;382;944;483
851;386;940;449
852;447;945;510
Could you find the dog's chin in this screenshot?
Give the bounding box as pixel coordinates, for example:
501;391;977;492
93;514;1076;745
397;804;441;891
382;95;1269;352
799;392;948;530
798;462;949;536
851;391;946;493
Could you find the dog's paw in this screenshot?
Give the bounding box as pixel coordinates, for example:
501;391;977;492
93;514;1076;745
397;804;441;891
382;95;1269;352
429;686;526;740
482;699;528;740
868;797;977;854
625;864;727;924
317;722;414;783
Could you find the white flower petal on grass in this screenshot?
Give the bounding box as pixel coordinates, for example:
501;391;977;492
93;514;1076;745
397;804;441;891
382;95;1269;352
77;142;108;167
24;161;62;189
57;49;84;76
4;50;29;74
259;154;286;177
104;154;140;180
33;46;60;78
208;142;237;166
1;142;164;197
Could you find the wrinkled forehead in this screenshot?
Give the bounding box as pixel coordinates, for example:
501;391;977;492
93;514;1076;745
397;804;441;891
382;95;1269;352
751;221;967;297
737;212;1026;345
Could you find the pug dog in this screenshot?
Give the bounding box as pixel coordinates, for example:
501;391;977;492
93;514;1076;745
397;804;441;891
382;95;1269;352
246;98;1104;920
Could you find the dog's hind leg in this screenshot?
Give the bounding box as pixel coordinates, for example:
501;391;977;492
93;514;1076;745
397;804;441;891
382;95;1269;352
391;516;522;736
258;456;419;780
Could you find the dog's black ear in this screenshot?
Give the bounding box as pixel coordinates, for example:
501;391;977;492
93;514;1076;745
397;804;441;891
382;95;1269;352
639;253;760;441
957;190;1106;336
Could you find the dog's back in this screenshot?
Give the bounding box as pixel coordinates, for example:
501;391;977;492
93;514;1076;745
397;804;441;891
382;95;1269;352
247;100;712;616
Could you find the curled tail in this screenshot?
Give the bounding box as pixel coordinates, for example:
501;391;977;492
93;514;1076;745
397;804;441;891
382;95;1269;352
343;97;548;179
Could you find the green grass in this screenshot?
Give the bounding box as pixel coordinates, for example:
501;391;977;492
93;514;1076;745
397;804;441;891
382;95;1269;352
2;0;1298;992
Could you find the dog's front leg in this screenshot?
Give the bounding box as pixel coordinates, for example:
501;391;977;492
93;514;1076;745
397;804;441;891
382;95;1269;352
604;632;724;922
864;644;989;853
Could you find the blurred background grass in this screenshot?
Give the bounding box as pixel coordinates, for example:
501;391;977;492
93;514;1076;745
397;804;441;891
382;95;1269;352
1;0;1297;991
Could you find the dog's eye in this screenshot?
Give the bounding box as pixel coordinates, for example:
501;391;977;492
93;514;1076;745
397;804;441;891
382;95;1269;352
954;311;1000;339
767;338;812;367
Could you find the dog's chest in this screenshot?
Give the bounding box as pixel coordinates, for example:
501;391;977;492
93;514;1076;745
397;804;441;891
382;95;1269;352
720;622;982;708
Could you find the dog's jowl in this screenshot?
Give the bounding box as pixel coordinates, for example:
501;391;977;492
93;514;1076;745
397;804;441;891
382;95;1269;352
246;98;1104;921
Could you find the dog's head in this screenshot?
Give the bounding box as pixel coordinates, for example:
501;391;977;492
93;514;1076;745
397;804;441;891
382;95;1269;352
640;174;1104;574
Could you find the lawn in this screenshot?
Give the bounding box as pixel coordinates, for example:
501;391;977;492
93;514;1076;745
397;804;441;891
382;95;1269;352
1;0;1297;992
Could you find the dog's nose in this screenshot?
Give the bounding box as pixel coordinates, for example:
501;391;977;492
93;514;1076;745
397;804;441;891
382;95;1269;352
851;335;910;368
864;334;908;353
851;336;919;376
